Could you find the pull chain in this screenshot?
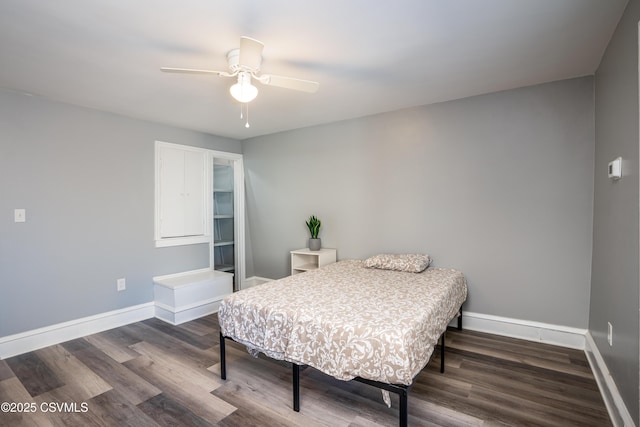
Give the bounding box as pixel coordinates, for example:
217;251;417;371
239;103;250;128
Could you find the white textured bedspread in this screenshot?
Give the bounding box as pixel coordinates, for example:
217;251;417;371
218;259;467;385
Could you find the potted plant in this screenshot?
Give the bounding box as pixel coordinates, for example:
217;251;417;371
306;215;322;251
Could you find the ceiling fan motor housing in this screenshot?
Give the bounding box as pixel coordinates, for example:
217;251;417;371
227;48;262;73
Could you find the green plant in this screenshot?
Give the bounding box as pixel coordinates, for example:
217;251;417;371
305;215;321;239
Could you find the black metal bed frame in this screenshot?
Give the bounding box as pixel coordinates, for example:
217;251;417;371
219;307;463;427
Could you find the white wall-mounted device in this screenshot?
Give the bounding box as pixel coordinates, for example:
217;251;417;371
14;209;26;222
608;157;622;180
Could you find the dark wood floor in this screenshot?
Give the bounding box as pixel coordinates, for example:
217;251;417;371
0;315;611;426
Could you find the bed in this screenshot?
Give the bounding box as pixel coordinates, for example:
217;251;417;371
218;257;467;426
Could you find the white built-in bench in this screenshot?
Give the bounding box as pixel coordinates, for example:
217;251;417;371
153;269;233;325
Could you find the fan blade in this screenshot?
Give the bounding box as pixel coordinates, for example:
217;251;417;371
160;67;230;76
238;36;264;70
260;74;319;93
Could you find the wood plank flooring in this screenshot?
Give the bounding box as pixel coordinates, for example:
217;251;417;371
0;315;611;426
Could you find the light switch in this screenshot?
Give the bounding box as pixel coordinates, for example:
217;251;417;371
14;209;26;223
608;157;622;180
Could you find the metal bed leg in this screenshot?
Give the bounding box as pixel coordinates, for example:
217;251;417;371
292;363;300;412
353;378;411;427
399;386;408;427
440;332;445;374
219;332;226;380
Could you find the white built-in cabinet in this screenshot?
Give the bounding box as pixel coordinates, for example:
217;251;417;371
155;141;245;291
153;269;233;325
155;142;210;246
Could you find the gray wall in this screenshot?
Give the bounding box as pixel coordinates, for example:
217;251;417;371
0;89;241;336
590;0;640;422
243;77;595;329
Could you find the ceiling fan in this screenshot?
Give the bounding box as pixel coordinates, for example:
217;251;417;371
161;36;320;128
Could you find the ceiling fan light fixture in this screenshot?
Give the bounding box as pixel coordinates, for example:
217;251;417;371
230;72;258;103
161;36;319;129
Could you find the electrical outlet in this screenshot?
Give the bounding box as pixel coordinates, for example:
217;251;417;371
117;278;126;292
607;322;613;346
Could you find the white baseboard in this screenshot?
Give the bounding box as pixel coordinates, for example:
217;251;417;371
0;303;155;359
243;276;272;289
584;332;635;427
456;311;587;349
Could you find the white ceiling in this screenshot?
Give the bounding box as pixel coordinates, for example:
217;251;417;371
0;0;628;140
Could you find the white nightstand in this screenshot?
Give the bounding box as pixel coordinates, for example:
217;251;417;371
290;248;337;275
